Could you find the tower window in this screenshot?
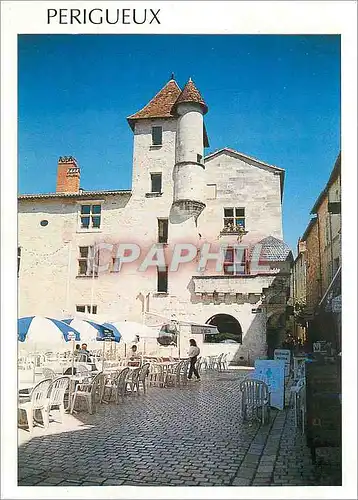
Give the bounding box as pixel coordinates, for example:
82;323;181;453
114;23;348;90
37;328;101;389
157;267;168;293
151;126;162;146
151;173;162;193
158;219;168;244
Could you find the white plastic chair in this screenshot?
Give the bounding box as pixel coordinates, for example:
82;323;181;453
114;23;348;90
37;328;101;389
46;376;70;423
76;363;90;378
18;378;52;433
180;359;190;385
290;378;306;432
115;367;130;403
165;362;182;387
149;363;166;387
239;378;270;425
42;367;56;380
70;372;105;414
212;353;224;371
126;367;141;394
137;363;150;394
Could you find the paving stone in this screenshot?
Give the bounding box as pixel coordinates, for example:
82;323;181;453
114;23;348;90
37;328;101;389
232;477;251;486
17;371;341;488
102;479;126;485
237;468;256;480
35;478;64;486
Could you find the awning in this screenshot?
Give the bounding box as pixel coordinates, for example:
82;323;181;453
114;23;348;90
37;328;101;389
190;324;219;335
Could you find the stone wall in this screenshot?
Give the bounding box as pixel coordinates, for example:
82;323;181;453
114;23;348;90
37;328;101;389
305;219;321;309
18;135;286;363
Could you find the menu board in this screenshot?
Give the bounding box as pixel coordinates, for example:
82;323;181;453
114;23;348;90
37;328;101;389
274;349;291;377
254;359;285;410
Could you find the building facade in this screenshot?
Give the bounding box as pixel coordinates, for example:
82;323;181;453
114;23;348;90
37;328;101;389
18;77;292;362
290;153;341;350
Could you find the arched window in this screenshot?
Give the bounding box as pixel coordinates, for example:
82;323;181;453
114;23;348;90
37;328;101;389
204;314;242;344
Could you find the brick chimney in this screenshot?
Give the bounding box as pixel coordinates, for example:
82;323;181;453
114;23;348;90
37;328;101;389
56;156;80;193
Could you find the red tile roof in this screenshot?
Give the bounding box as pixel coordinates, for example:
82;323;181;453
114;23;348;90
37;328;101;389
172;78;208;114
127;79;182;129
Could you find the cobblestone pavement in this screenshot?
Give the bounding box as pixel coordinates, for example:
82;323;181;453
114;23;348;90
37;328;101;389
18;369;341;487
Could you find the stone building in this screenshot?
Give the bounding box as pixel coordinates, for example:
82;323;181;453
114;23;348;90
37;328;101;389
18;77;292;362
290;153;341;349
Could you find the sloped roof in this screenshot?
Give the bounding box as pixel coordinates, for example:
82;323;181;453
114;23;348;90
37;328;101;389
301;217;318;241
18;189;132;200
127;79;181;130
311;151;341;214
204;147;285;200
172;78;208;114
254;236;292;262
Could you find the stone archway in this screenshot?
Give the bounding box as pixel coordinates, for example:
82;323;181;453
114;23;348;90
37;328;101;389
205;314;242;344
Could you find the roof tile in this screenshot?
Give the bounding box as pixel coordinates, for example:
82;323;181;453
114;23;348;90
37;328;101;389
172;78;208;114
127;79;181;129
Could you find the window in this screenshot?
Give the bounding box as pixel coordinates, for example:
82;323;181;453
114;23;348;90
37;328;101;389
206;184;217;199
80;204;101;229
328;201;341;214
223;207;245;231
151;126;162;146
197;154;203;163
76;305;97;314
157;267;168;293
78;246;98;277
151;173;162;193
18;247;21;276
158;218;168;243
111;257;120;273
223;246;248;275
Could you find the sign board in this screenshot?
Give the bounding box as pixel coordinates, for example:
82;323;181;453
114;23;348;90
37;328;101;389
191;324;218;335
274;349;291;377
254;359;285;410
68;331;76;341
97;328;116;342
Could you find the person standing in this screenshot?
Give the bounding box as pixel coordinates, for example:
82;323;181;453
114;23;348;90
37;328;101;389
188;339;200;380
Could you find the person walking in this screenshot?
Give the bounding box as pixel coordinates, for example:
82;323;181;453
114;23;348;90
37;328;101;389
187;339;200;381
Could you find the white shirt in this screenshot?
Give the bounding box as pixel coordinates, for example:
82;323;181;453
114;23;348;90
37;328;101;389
188;346;200;358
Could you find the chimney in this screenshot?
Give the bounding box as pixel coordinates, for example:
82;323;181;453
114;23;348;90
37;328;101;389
56;156;80;193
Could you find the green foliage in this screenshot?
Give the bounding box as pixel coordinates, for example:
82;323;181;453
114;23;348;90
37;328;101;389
204;332;241;344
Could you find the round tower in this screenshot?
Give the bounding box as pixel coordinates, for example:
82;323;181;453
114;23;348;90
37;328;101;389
171;78;208;222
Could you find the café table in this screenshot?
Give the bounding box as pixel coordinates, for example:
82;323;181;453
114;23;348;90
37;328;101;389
18;381;36;393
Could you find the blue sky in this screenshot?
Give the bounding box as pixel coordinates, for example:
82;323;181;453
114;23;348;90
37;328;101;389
18;34;340;253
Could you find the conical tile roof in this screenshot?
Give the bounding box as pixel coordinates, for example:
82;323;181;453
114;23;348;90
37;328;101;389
127;79;181;129
172;78;208;114
252;236;292;262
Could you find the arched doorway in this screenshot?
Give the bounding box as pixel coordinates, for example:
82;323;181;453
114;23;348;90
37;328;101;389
205;314;242;344
266;312;287;357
